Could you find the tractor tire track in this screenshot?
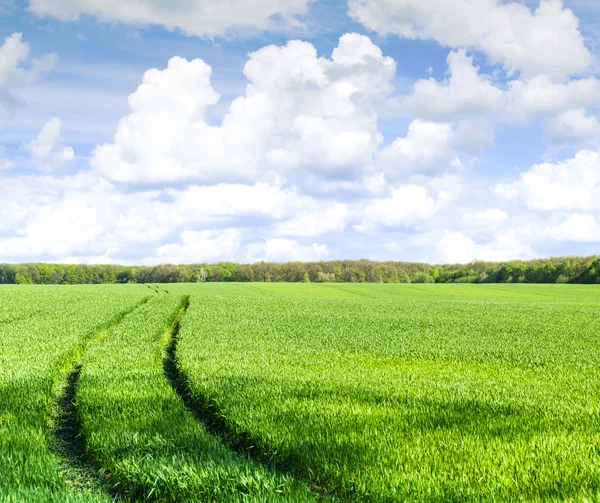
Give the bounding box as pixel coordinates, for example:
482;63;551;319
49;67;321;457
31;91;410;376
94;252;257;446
49;297;152;502
162;299;335;501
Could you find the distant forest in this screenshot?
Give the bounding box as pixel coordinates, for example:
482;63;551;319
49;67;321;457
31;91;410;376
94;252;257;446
1;256;600;285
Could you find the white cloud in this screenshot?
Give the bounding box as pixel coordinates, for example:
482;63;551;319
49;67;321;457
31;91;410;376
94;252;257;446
506;76;600;121
96;33;600;197
543;213;600;242
0;176;118;258
0;32;57;114
495;149;600;211
390;47;600;145
91;57;222;184
467;209;509;222
395;50;505;121
167;182;297;224
24;117;74;170
0;171;112;236
248;239;330;262
117;182;307;237
425;173;465;209
437;231;479;264
355;184;438;231
348;0;592;77
156;229;242;264
274;203;348;238
93;34;398;187
4;26;599;265
296;172;390;198
0;172;165;259
0;171;327;263
437;229;533;263
379;120;462;180
28;0;316;37
545;109;600;146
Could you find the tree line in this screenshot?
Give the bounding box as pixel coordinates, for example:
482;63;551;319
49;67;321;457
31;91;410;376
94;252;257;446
0;256;599;285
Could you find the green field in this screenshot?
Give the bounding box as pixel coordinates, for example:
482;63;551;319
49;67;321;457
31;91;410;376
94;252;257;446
1;284;599;502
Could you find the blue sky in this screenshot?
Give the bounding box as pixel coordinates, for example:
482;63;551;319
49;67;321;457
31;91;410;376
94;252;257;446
1;0;599;264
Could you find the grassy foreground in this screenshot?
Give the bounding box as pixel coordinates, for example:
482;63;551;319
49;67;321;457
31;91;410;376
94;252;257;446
77;293;315;502
175;283;600;502
0;285;148;502
1;283;599;502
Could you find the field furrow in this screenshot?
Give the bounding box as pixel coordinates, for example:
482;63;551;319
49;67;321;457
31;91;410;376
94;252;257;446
164;298;331;500
50;298;153;502
76;294;317;502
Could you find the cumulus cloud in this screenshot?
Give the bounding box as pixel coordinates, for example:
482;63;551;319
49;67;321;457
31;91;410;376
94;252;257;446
348;0;592;77
93;34;399;188
3;24;597;265
543;213;600;242
0;173;118;259
0;169;334;263
355;184;438;231
0;32;57;114
248;239;330;262
94;31;600;197
165;183;298;224
506;76;600;121
24;117;74;170
115;182;311;242
91;57;221;184
390;47;600;148
395;50;505;121
0;172;112;236
437;229;533;264
545;109;600;147
495;150;600;211
379;120;462;180
274;203;348;238
156;229;242;264
28;0;316;37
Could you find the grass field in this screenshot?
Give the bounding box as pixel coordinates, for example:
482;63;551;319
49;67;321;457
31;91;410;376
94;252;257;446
0;285;149;502
1;283;599;502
